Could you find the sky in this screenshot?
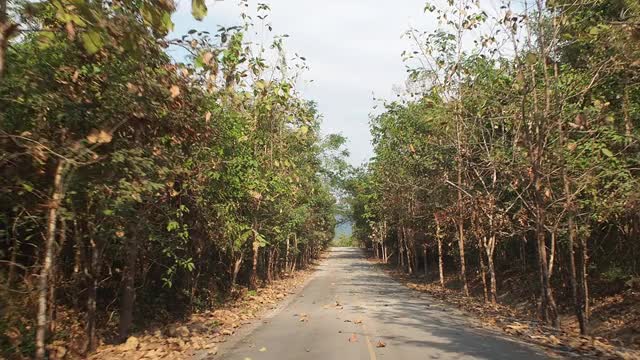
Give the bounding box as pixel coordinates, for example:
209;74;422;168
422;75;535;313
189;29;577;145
170;0;427;165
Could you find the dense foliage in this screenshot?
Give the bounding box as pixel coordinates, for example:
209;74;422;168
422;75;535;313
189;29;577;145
347;0;640;335
0;1;339;358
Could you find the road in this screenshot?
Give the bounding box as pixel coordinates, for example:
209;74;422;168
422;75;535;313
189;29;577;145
215;247;550;360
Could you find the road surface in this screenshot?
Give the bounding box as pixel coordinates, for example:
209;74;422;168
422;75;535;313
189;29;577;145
215;247;549;360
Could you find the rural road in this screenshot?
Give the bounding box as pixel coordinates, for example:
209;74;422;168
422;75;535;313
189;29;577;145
215;247;549;360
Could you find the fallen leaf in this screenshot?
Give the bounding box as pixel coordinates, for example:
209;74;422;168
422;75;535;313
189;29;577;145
349;333;358;342
376;340;386;348
259;347;267;352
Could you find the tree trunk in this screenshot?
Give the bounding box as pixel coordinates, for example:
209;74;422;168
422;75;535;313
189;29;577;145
6;215;19;287
291;234;298;272
435;215;445;288
285;234;290;273
48;218;67;335
118;233;138;342
403;226;413;274
560;118;588;334
479;240;488;303
85;219;102;353
249;238;259;290
266;247;274;283
536;222;559;327
486;244;497;304
456;218;468;296
423;243;428;277
72;219;84;308
455;119;469;297
231;253;243;288
36;160;66;360
398;227;405;270
581;238;590;320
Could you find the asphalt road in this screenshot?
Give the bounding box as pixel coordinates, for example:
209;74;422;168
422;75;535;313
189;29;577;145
215;247;550;360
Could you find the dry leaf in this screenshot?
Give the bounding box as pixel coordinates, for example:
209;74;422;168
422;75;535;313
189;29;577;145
376;340;386;348
170;85;181;98
205;111;212;122
97;130;112;144
86;129;99;144
348;333;358;342
65;22;76;40
202;52;214;65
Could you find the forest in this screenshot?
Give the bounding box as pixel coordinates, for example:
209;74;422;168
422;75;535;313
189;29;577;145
0;0;345;358
346;0;640;349
2;0;640;358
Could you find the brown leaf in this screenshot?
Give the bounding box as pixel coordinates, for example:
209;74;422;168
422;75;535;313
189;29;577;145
202;52;214;65
348;333;358;342
376;340;386;348
97;130;112;144
65;22;76;40
170;85;181;99
86;129;99;144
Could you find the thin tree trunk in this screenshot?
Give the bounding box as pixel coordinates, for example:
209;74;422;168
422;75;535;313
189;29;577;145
398;226;405;270
6;214;20;287
479;240;488;303
486;243;497;304
624;85;633;145
435;215;445;288
423;243;428;277
520;236;527;272
403;226;413;274
249;239;259;290
581;238;590;320
455;118;469;297
48;218;67;334
266;247;274;283
285;234;290;273
36;160;67;360
86;232;100;353
118;233;138;342
231;253;243;287
537;223;559;327
291;234;298;272
72;219;84;307
560;118;588;334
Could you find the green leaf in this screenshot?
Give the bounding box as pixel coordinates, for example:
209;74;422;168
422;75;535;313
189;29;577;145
21;183;34;192
601;148;614;158
37;32;56;49
81;30;104;55
191;0;207;21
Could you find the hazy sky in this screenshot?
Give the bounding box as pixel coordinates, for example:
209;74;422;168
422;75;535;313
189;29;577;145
171;0;427;165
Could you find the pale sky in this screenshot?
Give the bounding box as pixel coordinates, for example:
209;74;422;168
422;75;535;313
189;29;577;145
171;0;428;165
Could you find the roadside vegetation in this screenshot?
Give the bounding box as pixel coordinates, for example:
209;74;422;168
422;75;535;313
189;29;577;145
332;234;355;247
345;0;640;352
0;1;345;358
